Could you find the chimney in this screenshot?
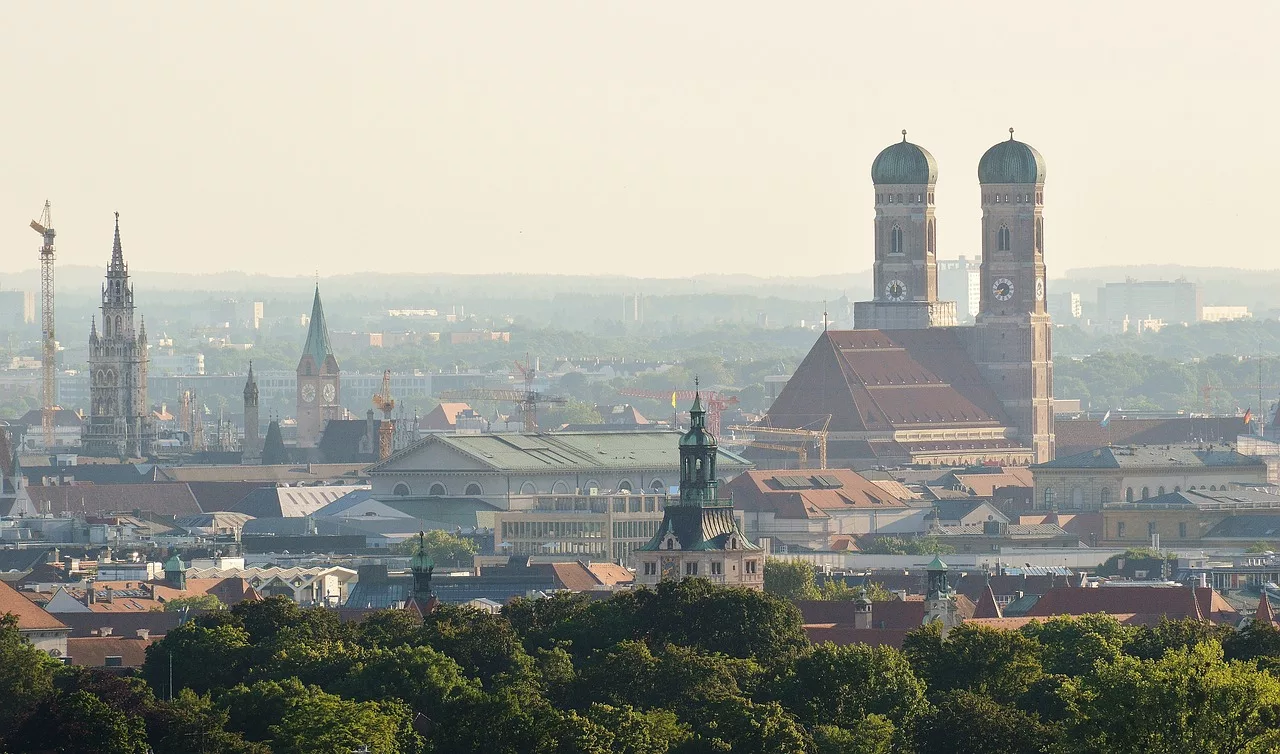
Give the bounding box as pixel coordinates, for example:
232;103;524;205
85;584;96;606
136;629;150;641
99;626;112;636
103;586;114;603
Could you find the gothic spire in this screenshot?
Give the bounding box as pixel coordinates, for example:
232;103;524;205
244;360;259;402
110;212;125;274
302;285;335;368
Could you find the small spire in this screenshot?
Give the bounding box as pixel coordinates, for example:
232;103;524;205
901;129;907;142
1009;127;1015;141
110;212;125;270
1257;590;1275;626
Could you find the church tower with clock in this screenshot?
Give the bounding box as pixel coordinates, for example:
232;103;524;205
854;131;957;330
971;130;1054;462
296;285;342;448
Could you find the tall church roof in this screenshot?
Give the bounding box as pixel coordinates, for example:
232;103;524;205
871;132;938;185
109;212;126;274
978;130;1046;184
302;286;335;366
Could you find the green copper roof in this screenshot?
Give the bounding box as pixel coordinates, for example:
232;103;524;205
871;133;938;185
978;131;1046;185
302;286;335;367
926;555;948;571
164;554;184;571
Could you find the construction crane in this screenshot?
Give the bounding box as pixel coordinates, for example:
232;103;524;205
30;201;56;449
372;370;396;460
742;439;809;468
616;388;740;437
440;388;567;433
729;419;831;469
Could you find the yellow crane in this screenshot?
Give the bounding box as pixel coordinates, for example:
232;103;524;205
372;370;396;460
742;439;809;468
30;202;56;449
440;388;568;433
729;418;831;469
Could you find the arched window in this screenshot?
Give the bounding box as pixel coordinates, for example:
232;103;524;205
1158;486;1166;496
1035;218;1044;252
997;225;1011;251
552;480;570;494
618;479;633;493
927;220;936;254
103;317;111;336
428;482;447;496
464;483;483;496
890;224;903;254
392;483;411;497
1141;486;1150;500
1126;487;1134;502
1044;488;1055;509
584;480;601;493
1209;485;1218;492
115;316;122;335
651;479;665;492
1100;488;1111;505
519;481;537;494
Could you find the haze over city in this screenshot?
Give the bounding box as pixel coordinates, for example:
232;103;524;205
2;1;1277;277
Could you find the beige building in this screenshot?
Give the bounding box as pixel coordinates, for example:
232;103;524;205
493;492;674;565
1031;445;1268;512
1100;488;1280;546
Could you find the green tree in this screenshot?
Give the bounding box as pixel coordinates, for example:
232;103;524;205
763;559;818;601
0;614;58;737
685;696;812;754
903;622;1044;703
861;537;956;556
1225;617;1280;670
1123;617;1235;661
336;644;481;721
162;593;226;612
142;621;250;695
769;643;927;732
392;528;478;566
146;688;268;754
914;690;1055;754
1061;642;1280;753
36;689;150;754
420;604;533;689
268;684;423;754
812;717;895;754
1245;542;1276;553
1019;614;1133;676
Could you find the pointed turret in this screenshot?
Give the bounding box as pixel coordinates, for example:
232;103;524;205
678;380;718;505
302;285;336;369
1256;591;1276;626
973;581;1003;619
138;316;147;344
244;361;259;403
109;212;125;273
90;316;99;345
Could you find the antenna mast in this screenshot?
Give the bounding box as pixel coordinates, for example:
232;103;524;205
30;202;56;449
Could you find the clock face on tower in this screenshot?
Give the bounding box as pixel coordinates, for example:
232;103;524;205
993;278;1014;301
885;280;907;302
323;384;336;403
1035;278;1045;301
301;384;316;403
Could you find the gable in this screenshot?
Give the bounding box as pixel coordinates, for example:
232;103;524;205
371;437;495;473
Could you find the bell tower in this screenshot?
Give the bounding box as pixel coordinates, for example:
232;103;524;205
296;285;341;448
972;129;1054;462
855;131;956;329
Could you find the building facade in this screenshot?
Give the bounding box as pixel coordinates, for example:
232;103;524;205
84;214;153;458
634;394;763;590
296;286;342;448
937;256;981;323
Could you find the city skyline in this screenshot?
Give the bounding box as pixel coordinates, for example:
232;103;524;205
1;2;1276;278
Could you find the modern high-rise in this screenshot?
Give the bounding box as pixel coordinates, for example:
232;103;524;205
937;256;981;323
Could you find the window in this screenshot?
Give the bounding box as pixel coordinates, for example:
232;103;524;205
1100;488;1111;505
1043;488;1056;508
519;481;538;494
392;483;411;497
745;560;758;574
1210;485;1218;492
890;224;903;254
711;561;723;575
464;483;483;496
651;479;665;492
1148;521;1157;536
896;193;903;203
428;483;447;496
643;562;656;576
1126;488;1134;502
1071;487;1083;509
997;225;1011;251
552;480;570;493
618;480;633;493
1158;486;1166;496
1179;522;1188;538
1117;521;1126;538
1141;486;1150;500
685;562;699;576
666;540;674;550
927;219;936;254
1035;218;1044;252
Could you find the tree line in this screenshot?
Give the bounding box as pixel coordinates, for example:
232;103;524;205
5;580;1280;753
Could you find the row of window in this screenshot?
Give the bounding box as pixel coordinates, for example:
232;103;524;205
985;193;1043;204
879;193;934;205
886;220;938;254
1044;483;1225;507
1115;521;1190;539
393;478;667;497
641;560;759;577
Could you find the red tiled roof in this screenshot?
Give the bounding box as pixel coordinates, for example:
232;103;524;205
549;562;604;592
798;595;975;631
421;403;472;432
586;563;634;586
724;469;909;521
1257;592;1276;625
67;636;157;668
1054;417;1249;457
0;580;67;631
803;624;913;648
951;468;1034;497
1024;586;1240;624
764;330;1014;434
973;584;1003;619
27;483;202;517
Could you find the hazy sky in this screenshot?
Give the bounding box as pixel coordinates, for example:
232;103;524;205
1;2;1276;279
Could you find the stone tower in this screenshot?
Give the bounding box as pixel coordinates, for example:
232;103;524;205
242;361;261;464
971;130;1054;462
296;286;341;448
854;131;957;329
85;214;153;458
634;388;763;590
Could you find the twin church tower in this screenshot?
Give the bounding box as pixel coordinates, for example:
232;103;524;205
855;129;1052;462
